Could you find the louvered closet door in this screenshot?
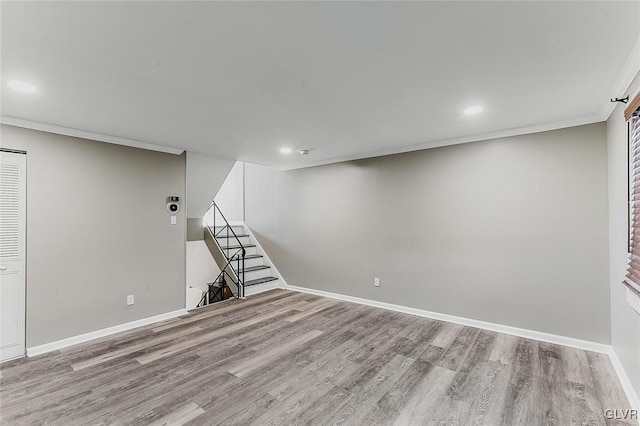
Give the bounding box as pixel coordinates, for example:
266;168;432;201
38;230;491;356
0;151;26;361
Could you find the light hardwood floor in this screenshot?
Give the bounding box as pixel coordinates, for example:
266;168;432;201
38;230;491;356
0;289;634;425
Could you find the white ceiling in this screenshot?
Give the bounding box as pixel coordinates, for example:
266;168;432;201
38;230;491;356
2;1;639;169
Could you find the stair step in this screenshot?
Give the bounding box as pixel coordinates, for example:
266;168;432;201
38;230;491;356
212;225;245;232
220;244;256;250
244;276;278;287
231;253;263;260
243;265;271;273
215;234;250;239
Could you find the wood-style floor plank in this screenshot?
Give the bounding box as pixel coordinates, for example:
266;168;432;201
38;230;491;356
144;401;205;426
227;329;324;377
135;299;310;365
0;289;633;425
71;324;203;371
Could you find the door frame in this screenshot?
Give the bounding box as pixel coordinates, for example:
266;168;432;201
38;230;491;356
0;148;27;362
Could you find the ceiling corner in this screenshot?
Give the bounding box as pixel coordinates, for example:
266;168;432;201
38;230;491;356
0;116;185;155
600;34;640;122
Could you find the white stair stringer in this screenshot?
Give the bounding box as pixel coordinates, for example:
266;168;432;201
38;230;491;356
214;221;287;297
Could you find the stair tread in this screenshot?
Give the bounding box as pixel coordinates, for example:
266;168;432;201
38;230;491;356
244;276;278;287
231;254;263;260
220;244;256;250
215;233;250;238
243;265;271;272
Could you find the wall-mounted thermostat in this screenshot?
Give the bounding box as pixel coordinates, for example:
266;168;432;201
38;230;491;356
166;196;180;215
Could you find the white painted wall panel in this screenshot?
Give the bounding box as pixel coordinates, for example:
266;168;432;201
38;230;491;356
210;161;244;222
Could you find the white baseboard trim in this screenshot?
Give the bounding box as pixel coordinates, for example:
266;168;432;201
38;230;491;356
287;285;640;415
608;348;640;412
286;285;611;354
241;222;289;290
26;308;188;357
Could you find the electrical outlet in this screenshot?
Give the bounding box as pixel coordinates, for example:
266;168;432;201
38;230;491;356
127;294;135;306
374;277;380;287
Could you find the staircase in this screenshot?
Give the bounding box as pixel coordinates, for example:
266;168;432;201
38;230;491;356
213;224;279;292
197;201;280;308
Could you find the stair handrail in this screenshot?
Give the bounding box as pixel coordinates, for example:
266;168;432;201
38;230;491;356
196;266;236;308
204;201;246;299
204;225;244;299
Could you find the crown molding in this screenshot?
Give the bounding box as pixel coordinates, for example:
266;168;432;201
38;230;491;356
601;34;640;121
280;114;603;171
0;116;185;155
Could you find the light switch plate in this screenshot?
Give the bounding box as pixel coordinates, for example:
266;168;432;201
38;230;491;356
127;294;134;306
170;216;177;225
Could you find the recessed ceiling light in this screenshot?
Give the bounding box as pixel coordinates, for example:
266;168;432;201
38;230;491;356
7;80;37;93
464;105;483;116
280;147;292;154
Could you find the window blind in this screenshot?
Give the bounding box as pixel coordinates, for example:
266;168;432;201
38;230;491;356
626;110;640;296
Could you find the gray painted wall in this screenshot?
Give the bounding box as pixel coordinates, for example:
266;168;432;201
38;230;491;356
187;218;205;241
1;124;186;347
607;70;640;398
245;123;610;343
